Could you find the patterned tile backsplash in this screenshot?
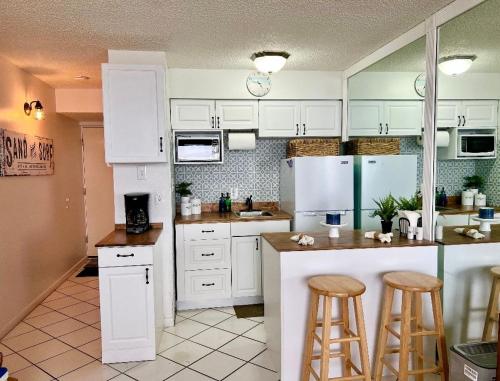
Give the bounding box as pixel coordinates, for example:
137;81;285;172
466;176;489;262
174;138;287;203
175;136;497;205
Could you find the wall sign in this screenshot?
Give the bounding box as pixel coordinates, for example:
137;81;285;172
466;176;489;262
0;129;54;176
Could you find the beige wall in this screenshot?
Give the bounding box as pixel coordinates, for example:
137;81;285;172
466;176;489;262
0;56;86;335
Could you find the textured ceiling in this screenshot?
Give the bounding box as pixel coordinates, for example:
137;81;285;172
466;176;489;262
0;0;454;88
364;0;500;73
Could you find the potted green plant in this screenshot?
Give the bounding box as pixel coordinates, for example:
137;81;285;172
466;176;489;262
395;193;421;212
463;175;484;193
175;182;193;204
370;194;398;234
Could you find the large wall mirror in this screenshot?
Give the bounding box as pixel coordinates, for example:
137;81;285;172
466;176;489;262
436;0;500;347
347;36;426;233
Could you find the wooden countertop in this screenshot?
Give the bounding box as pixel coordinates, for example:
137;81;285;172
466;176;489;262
262;230;436;252
175;210;292;225
436;225;500;245
438;204;500;215
95;227;163;247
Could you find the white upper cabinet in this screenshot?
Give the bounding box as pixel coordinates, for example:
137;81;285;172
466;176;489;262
102;64;167;163
436;100;498;128
171;100;258;130
259;101;301;137
384;101;423;136
300;101;341;137
348;101;384;136
462;100;498;128
349;100;422;136
215;100;258;130
171;100;215;130
259;100;341;137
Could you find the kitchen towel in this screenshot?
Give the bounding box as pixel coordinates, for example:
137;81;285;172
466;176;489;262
228;133;256;150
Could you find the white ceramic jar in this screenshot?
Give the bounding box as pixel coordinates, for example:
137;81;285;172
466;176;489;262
475;193;487;207
191;198;202;215
462;190;474;206
180;202;192;216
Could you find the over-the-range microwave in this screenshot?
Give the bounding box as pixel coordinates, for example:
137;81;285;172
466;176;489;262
174;130;223;164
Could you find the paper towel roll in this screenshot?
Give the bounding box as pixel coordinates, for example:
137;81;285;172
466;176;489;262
228;133;256;150
436;130;450;147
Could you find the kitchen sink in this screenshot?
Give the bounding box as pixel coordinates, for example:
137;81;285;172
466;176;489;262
234;210;273;217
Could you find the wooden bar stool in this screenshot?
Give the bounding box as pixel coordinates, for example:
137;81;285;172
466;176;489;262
374;271;448;381
301;275;371;381
483;266;500;341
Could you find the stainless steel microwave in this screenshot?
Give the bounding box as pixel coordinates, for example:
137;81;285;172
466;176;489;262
174;131;223;164
457;131;496;158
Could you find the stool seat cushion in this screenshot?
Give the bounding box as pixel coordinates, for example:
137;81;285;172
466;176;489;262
308;275;366;297
383;271;442;292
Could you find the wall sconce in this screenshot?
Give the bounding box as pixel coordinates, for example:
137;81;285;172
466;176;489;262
24;100;44;120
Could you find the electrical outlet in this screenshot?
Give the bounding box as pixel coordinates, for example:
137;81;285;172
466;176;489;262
137;165;147;180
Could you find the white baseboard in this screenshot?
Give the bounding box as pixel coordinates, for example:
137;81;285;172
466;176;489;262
0;256;88;339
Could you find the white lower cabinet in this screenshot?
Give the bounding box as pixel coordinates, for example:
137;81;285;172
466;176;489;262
436;214;469;227
98;244;162;363
231;236;262;298
184;269;231;300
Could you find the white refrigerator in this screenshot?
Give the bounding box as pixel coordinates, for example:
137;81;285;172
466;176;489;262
354;155;418;230
280;156;354;232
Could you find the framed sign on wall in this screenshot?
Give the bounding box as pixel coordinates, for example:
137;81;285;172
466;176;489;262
0;129;54;176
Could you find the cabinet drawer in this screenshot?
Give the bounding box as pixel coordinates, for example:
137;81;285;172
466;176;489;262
185;269;231;300
98;246;153;267
184;239;230;270
183;223;230;241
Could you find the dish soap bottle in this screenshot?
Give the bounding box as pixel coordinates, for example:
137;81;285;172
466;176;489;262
225;193;232;212
219;193;226;213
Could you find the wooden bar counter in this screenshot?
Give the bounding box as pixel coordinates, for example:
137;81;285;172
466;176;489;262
262;229;438;381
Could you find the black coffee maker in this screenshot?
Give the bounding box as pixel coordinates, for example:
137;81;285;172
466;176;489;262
125;193;150;234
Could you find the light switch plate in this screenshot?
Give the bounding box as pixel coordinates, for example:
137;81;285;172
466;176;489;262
137;165;147;180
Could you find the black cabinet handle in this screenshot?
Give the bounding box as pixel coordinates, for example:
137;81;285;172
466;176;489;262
463;115;466;126
256;238;259;250
217;116;220;129
296;124;299;136
159;137;163;152
385;123;389;135
145;268;149;284
303;123;306;135
458;116;461;127
116;253;134;258
202;283;215;287
201;230;214;233
201;253;215;257
379;123;383;134
211;116;215;128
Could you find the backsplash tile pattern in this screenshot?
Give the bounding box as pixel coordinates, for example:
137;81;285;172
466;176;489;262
175;138;287;203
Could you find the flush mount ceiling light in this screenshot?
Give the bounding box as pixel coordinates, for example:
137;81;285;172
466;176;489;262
24;100;44;120
438;55;477;76
251;51;290;74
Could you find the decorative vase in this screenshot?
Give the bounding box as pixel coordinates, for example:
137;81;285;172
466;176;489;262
181;196;191;204
381;220;393;234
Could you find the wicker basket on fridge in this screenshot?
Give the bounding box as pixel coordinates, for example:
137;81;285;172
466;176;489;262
286;138;340;158
345;138;400;155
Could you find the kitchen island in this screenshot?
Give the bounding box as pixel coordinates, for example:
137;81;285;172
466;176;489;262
261;230;438;381
437;225;500;347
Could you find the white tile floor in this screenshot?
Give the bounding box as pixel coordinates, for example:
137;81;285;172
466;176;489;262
0;269;278;380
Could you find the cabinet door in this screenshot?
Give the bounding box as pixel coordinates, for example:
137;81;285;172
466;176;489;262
384;101;423;136
348;101;384;136
231;236;262;298
436;101;461;127
171;99;215;130
215;100;258;130
300;101;341;137
462;100;498;128
99;265;155;362
258;101;301;137
102;64;167;163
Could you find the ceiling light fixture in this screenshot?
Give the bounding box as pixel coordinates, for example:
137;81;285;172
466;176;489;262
438;55;477;76
251;51;290;74
24;100;44;120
